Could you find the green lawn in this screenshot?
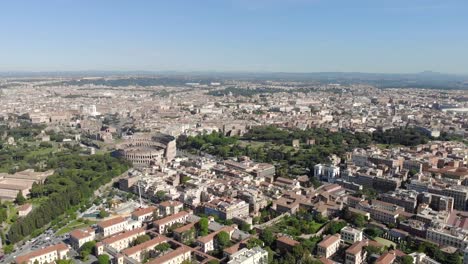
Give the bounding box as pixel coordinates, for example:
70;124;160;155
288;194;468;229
56;219;97;235
374;237;396;248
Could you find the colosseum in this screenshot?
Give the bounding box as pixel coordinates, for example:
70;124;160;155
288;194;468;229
113;132;176;167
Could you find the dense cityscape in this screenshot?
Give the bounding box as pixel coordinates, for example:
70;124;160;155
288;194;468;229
0;75;466;264
1;0;468;263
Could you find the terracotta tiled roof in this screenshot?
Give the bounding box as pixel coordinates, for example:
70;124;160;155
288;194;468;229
154;211;189;226
173;222;197;234
98;216;126;229
318;234;340;248
159;201;183;207
69;227;94;240
197;226;234;244
146;246;191;264
122;236;167;256
132;206;156;217
15;243;68;264
276;236;300;247
102;227;145;245
319;257;335;264
375;252;396;264
346;240;368;255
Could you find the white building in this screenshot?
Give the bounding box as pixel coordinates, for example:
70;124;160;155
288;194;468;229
69;228;95;250
341;227;363;244
427;226;468;251
314;164;340;182
410;252;441;264
15;243;69;264
96;228;146;254
227;246;269;264
197;226;234;253
317;234;341;258
131;206;156;222
97;216;129;237
154;211;190;234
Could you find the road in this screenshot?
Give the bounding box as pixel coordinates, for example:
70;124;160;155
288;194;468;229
3;229;67;264
3;171;130;263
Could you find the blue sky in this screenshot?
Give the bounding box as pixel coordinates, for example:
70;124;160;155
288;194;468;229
0;0;467;73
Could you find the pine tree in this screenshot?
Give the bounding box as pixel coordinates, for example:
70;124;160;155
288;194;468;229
15;191;26;205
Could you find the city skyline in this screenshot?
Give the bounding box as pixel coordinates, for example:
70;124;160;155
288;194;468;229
1;0;468;74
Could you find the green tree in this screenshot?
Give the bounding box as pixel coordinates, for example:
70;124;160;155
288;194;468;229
80;240;96;253
260;228;275;246
98;209;109;218
246;238;264;249
154;242;171;253
215;231;231;249
0;207;7;223
15;191;26;205
265;246;275;263
401;255;414;264
132;234;151;246
364;227;384;238
156;190;166;201
80;250;90;261
353;214;367;228
240;222;251;232
445;252;462;264
198;217;209;236
326;221;346;234
365;245;383;255
3;244;14;254
56;260;73;264
97;254;110;264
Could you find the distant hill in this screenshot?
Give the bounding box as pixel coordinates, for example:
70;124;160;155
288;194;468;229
0;71;466;90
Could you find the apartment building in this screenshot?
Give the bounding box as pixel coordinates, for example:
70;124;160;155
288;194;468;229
15;243;69;264
375;251;396;264
356;200;402;225
317;234;341;258
96;227;146;254
227;246;269;264
131;206;156;222
173;222;197;243
345;240;368;264
276;236;300;254
409;252;440;264
380;190;418;213
153;211;190;234
146;246;192;264
428;185;468;210
341;227;363;244
419;192;454;212
97;216;128;237
197;226;235;253
69;228;95;250
159;201;184;217
426;226;468;251
122;236;167;262
203;198;249;220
